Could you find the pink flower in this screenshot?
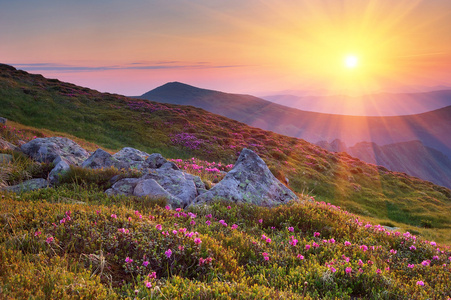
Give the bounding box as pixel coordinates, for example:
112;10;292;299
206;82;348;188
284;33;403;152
231;224;238;230
266;238;271;243
263;256;269;261
409;245;416;250
408;264;414;269
430;241;436;246
258;219;263;224
305;244;311;250
344;241;351;246
376;269;381;274
297;254;304;260
148;272;157;279
433;255;439;260
345;267;352;274
46;237;54;244
194;238;202;245
227;206;231;209
314;232;320;237
34;231;41;237
385;267;390;272
165;206;171;210
290;238;298;246
145;281;152;288
190;220;196;225
172;230;178;235
288;227;294;232
261;234;267;240
165;249;172;258
421;260;430;266
416;281;424;286
330;267;336;273
390;249;397;254
205;220;211;226
358;259;364;266
125;257;133;263
328;238;335;244
360;245;368;252
143;261;149;267
111;214;117;219
155;224;162;230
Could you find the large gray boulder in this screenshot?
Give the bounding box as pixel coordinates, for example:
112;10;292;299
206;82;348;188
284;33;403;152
82;148;120;169
193;148;298;206
0;117;6;124
112;147;151;170
5;178;49;193
105;168;205;208
21;137;89;165
48;160;70;184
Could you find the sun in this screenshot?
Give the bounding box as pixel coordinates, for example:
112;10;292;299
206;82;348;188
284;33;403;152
344;55;359;69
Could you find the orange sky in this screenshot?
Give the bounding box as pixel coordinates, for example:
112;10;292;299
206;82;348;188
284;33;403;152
2;0;451;96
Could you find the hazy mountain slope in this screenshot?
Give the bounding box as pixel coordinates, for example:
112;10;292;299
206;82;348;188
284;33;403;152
263;90;451;116
1;63;450;231
318;140;451;189
140;82;451;159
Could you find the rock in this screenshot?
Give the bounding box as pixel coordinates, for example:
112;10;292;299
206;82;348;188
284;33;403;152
142;169;205;207
48;160;70;184
112;147;151;170
134;179;182;206
21;137;89;165
0;154;13;164
0;138;20;152
105;168;205;208
0;117;6;124
159;161;180;171
193;148;298;206
82;148;120;169
144;153;167;169
5;178;49;193
105;178;140;196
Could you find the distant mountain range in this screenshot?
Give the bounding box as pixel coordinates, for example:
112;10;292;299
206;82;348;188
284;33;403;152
140;82;451;188
317;140;451;189
262;90;451;116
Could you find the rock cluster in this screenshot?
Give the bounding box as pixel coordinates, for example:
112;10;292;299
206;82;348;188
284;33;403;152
3;137;298;207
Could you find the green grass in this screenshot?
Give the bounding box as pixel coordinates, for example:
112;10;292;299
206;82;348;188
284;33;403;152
1;63;450;244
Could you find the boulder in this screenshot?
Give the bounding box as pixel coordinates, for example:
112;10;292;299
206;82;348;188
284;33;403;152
0;117;6;124
5;178;49;193
21;137;89;165
48;160;70;184
105;168;205;208
112;147;150;170
142;169;205;207
82;148;120;169
105;178;140;196
144;153;167;169
193;148;298;206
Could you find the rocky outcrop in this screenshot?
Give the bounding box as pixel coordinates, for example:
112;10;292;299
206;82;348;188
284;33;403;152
81;148;119;169
21;137;89;165
5;178;49;193
192;148;297;206
112;147;150;170
48;160;70;184
0;117;6;124
106;167;205;208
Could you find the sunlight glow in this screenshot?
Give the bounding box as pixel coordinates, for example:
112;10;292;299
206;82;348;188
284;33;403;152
344;55;359;69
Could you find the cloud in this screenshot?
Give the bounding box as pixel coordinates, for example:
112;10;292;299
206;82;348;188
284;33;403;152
10;61;248;72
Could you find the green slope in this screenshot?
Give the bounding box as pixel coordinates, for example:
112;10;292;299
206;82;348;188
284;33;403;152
1;63;450;237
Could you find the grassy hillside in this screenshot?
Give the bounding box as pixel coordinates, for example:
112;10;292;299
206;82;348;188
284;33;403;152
140;82;451;159
0;63;450;245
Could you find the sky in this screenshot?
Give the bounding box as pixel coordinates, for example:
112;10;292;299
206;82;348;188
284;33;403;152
2;0;451;96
